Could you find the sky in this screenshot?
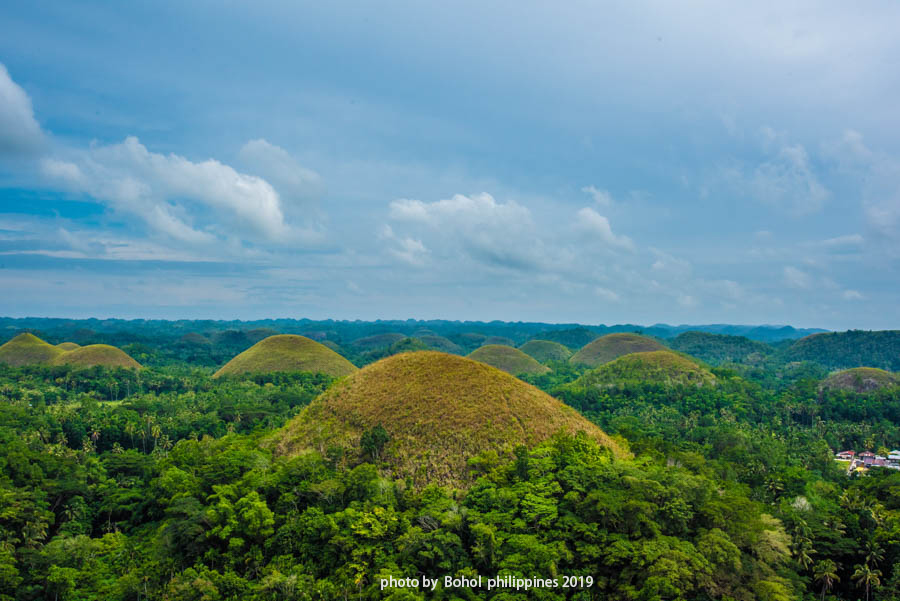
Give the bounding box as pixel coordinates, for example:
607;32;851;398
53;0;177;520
1;1;899;329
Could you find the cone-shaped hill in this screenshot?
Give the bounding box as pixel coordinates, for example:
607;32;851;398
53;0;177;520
0;333;140;369
0;333;64;366
51;345;142;369
519;340;573;363
468;345;550;375
351;333;407;351
573;350;716;388
270;352;624;486
570;333;666;367
214;334;357;378
820;367;899;393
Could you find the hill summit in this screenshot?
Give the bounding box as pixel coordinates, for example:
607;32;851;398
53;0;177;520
270;351;623;486
214;334;357;378
518;340;573;362
569;333;665;367
573;350;716;388
0;333;64;366
467;344;550;375
820;367;899;393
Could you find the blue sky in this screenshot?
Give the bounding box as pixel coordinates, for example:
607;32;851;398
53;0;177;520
1;1;899;329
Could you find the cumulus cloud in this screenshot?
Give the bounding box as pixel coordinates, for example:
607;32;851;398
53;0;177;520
581;185;612;207
574;207;634;250
783;266;812;289
0;63;44;156
238;139;322;207
387;192;540;270
379;224;429;266
41;136;322;247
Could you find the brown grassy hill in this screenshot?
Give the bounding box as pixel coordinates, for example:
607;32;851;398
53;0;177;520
481;336;515;347
214;335;357;378
570;333;665;367
820;367;899;393
468;345;550;375
51;345;142;369
270;352;624;487
572;350;716;388
55;342;81;351
518;340;573;363
0;333;64;366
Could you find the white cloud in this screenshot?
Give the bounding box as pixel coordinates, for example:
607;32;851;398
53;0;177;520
842;289;864;301
783;265;812;289
594;286;620;302
581;185;612;207
41;136;322;247
379;224;429;266
818;234;864;248
0;63;44;155
238;139;322;207
751;142;828;215
574;207;634;250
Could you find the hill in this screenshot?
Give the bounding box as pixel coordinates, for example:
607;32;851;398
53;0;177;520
782;330;900;371
537;327;600;349
417;334;463;354
270;352;623;486
481;336;515;347
518;340;573;363
55;342;81;351
350;333;407;351
51;345;142;369
0;333;64;366
468;345;551;375
668;331;771;365
569;333;666;367
213;335;358;378
820;367;899;393
572;350;716;388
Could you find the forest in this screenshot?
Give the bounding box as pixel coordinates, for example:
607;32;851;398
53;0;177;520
0;319;899;600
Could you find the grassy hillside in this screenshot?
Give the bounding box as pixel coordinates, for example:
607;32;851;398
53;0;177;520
518;339;573;362
270;351;624;486
820;367;899;393
537;327;601;349
0;333;65;366
481;335;515;347
668;331;772;365
55;342;81;351
417;334;463;354
51;344;142;369
572;350;716;388
467;344;551;375
214;334;358;377
783;330;900;371
569;332;665;367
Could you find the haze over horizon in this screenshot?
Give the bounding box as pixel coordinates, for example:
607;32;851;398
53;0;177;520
1;1;899;330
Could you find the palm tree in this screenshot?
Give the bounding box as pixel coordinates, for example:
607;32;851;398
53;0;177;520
853;563;881;601
813;560;839;601
865;539;884;567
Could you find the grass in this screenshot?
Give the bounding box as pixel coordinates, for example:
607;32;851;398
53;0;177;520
56;342;81;351
482;336;515;347
569;333;665;367
518;340;573;363
821;367;899;393
573;350;716;388
52;345;142;369
468;345;550;375
214;334;358;378
350;333;407;351
0;333;64;366
270;351;624;487
417;334;463;354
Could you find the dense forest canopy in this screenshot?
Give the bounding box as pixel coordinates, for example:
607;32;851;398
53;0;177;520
1;319;899;600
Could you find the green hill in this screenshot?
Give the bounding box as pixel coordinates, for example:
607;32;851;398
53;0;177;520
518;340;573;363
350;333;407;351
417;334;463;354
668;331;772;365
0;333;64;366
783;330;900;371
538;327;601;349
468;344;551;375
481;336;515;347
51;345;142;369
214;335;358;378
572;350;716;388
820;367;899;393
270;351;624;486
570;333;666;367
55;342;81;351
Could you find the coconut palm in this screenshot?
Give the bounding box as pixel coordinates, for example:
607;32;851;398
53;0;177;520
813;559;839;601
853;563;881;601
